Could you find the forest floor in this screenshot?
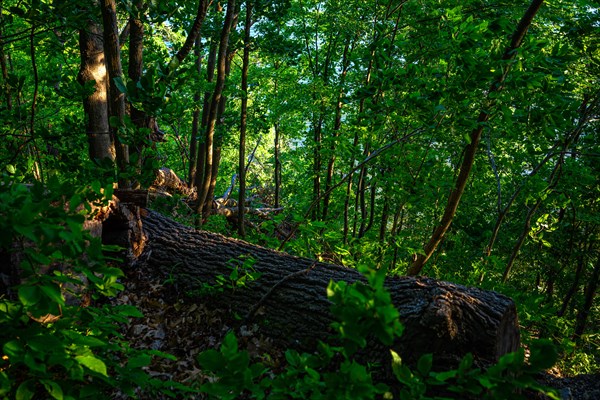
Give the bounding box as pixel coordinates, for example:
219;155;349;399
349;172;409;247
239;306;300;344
536;371;600;400
112;264;600;399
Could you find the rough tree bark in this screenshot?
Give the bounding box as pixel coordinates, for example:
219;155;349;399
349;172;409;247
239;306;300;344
77;17;115;163
101;0;129;185
134;209;520;369
197;0;236;222
238;0;253;238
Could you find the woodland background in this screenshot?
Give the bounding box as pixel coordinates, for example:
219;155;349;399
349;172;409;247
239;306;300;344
0;0;599;398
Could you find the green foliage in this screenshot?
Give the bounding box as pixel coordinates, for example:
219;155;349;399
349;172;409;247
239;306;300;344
0;178;181;398
191;255;262;297
194;265;560;400
2;0;598;393
327;264;404;356
197;332;268;399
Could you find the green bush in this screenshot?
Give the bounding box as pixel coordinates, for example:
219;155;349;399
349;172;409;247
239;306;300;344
0;177;181;399
195;264;561;400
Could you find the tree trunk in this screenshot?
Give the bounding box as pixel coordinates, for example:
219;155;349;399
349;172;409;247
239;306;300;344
188;35;202;186
274;121;281;209
127;0;148;181
77;18;115;163
193;32;218;208
197;0;236;222
166;0;209;75
322;38;351;221
138;209;520;369
408;0;545;276
0;1;12;111
558;247;588;318
573;258;600;341
101;0;129;186
238;0;253;237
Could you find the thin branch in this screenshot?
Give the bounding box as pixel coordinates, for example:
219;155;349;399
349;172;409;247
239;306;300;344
278;127;425;251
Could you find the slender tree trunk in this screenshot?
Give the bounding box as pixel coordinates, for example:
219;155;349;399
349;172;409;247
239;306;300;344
408;0;546;275
484;95;592;258
197;0;236;222
238;1;253;237
502;129;582;282
274;121;281;208
502;198;543;283
28;22;44;182
322;38;351;221
101;0;129;187
194;33;219;205
391;205;405;269
573;257;600;340
0;0;12;111
312;118;322;220
272;55;282;207
356;153;368;237
203;9;239;218
342;139;356;244
77;18;115;163
165;0;209;75
379;192;390;242
346;42;375;242
188;35;203;186
558;257;584;318
363;180;378;236
127;0;147;181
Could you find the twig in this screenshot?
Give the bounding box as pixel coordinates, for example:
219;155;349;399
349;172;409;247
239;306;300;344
243;262;317;325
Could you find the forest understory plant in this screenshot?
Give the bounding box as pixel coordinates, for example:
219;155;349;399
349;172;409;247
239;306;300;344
196;265;561;400
0;178;184;399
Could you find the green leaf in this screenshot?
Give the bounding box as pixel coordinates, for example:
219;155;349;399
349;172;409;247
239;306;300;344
417;353;433;376
0;371;11;396
18;286;42;307
3;340;24;358
458;353;474;373
24;352;47;372
113;77;128;94
91;181;101;194
6;164;16;174
15;380;35;400
146;349;177;361
27;334;64;353
109;116;121;128
127;354;151;369
434;369;457;382
197;349;225;371
221;331;239;357
14;224;37;242
114;305;143;318
528;340;557;372
40;283;65;305
75;355;108;376
63;331;106;348
41;379;64;400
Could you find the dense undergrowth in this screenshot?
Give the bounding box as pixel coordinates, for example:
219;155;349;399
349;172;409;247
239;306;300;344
0;178;566;399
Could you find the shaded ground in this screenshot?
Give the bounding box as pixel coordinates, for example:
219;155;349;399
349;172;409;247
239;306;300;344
537;371;600;400
112;263;599;399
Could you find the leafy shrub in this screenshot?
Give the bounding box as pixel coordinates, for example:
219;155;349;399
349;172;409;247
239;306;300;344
0;177;180;399
195;264;561;399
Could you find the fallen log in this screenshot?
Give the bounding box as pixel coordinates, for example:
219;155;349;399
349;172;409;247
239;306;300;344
136;209;520;370
151;167;196;198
